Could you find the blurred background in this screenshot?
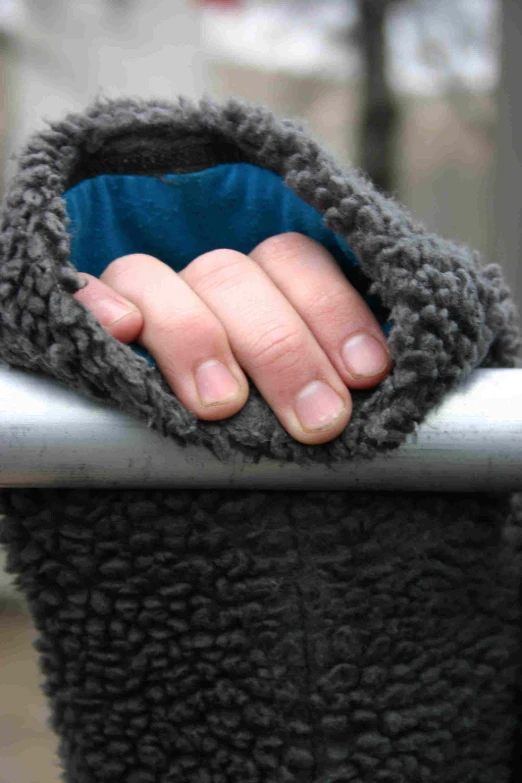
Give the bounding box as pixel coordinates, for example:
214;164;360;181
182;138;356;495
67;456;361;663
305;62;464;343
0;1;520;780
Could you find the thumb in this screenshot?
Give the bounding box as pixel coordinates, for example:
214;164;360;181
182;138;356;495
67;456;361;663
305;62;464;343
73;273;144;343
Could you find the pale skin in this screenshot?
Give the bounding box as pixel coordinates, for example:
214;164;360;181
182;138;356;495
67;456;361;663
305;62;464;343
73;232;392;446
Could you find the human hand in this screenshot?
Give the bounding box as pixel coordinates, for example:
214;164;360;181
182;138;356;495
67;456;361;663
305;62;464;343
72;233;392;445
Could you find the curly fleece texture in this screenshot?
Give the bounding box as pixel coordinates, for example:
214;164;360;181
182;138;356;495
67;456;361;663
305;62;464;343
0;95;521;782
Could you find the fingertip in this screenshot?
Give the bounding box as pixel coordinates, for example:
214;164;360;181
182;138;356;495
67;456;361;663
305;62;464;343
290;382;353;446
105;308;144;343
341;333;392;388
193;380;250;422
72;271;145;343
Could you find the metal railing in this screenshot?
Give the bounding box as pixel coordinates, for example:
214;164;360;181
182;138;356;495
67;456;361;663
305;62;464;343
0;365;521;492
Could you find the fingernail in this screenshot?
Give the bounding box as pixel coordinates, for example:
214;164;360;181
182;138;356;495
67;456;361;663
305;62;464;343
342;333;390;378
101;298;138;326
196;359;240;406
294;380;346;432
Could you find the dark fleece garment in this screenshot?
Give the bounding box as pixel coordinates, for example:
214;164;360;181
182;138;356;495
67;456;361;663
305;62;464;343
0;96;521;782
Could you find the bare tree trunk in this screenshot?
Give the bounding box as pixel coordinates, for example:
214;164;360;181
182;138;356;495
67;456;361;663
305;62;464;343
357;0;399;193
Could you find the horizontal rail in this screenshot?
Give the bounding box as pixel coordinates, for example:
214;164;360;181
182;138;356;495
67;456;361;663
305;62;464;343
0;365;521;492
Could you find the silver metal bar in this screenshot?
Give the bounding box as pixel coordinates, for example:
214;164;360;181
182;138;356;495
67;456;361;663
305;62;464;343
0;365;521;492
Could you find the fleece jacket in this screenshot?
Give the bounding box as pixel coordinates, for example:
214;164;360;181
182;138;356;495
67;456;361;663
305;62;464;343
0;95;521;783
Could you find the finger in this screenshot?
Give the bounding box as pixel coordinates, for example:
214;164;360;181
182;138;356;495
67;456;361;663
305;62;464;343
72;272;144;343
249;233;392;389
179;249;352;446
99;254;250;421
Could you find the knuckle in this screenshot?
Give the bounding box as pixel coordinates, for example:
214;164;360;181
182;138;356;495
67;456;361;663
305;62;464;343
248;322;305;372
155;307;222;347
306;286;352;328
104;254;146;276
185;250;247;294
254;232;308;257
